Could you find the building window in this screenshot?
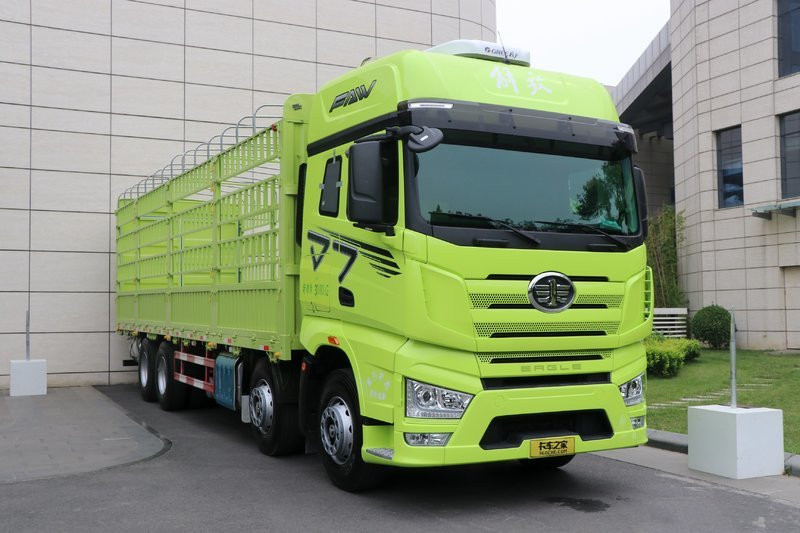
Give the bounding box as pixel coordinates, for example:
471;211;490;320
781;111;800;199
717;127;743;208
779;0;800;77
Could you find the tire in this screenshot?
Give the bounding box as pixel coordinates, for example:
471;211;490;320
318;369;384;492
155;341;188;411
518;454;575;470
137;338;157;402
248;358;303;456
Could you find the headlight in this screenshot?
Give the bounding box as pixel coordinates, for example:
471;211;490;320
405;379;473;419
619;373;645;406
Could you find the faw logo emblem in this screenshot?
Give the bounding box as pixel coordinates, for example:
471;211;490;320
329;79;377;112
527;272;575;313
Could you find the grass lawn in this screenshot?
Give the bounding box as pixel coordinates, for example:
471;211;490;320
647;349;800;454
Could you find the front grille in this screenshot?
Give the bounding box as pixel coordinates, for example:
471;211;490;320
480;410;614;449
481;373;611;390
469;293;622;309
476;350;610;364
474;321;620;337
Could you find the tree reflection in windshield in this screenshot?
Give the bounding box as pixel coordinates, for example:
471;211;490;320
415;142;638;235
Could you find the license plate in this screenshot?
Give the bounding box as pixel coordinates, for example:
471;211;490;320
530;436;575;458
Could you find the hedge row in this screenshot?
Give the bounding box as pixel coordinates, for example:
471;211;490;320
644;335;701;377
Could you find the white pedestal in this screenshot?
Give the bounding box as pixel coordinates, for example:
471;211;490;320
688;405;784;479
9;359;47;397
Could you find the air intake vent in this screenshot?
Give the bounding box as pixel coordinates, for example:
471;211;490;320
474;321;620;338
482;373;611;390
480;410;613;449
476;350;610;364
469;293;622;309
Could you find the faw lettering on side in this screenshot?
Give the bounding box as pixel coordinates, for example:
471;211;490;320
329;79;377;112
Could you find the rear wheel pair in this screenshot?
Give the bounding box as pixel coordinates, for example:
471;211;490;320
137;338;187;410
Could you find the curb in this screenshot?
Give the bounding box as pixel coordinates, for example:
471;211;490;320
646;429;800;478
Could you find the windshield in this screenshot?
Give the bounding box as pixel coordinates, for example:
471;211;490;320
414;138;639;236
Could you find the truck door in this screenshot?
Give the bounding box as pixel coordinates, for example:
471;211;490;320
300;152;344;313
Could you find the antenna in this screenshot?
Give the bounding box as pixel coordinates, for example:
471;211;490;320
496;31;510;64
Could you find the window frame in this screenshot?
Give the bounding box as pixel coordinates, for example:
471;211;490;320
318;155;342;217
779;0;800;78
780;110;800;199
715;125;744;209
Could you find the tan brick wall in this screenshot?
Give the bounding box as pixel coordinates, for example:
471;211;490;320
0;0;497;387
671;0;800;349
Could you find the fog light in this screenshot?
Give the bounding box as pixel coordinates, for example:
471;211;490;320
404;433;452;446
630;416;645;429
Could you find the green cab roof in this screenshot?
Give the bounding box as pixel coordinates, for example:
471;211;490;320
307;47;620;145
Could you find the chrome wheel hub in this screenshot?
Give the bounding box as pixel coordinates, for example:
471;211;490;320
320;396;353;465
250;380;274;434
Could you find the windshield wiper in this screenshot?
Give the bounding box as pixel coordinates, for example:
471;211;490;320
431;212;540;247
533;220;629;251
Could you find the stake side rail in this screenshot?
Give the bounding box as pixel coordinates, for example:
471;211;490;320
115;116;302;358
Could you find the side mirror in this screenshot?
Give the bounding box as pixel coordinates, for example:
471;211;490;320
347;141;397;233
407;126;443;153
634;166;648;239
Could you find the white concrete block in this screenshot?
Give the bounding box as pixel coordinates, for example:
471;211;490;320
688;405;784;479
10;359;48;397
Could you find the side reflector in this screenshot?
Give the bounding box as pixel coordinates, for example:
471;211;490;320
327;336;340;346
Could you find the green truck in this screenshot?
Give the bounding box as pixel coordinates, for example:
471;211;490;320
116;40;652;491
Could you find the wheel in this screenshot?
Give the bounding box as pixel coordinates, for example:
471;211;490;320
137;338;157;402
518;454;575;469
318;369;384;491
155;341;188;411
249;358;303;456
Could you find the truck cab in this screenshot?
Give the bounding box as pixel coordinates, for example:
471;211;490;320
296;41;651;486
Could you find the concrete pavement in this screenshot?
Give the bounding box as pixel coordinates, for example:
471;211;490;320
0;387;166;483
1;385;799;532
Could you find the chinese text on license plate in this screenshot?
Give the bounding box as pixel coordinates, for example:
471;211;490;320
530;436;575;458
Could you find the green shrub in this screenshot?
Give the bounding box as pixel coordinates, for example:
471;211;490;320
644;338;685;377
678;338;702;362
691;305;731;349
645;206;686;307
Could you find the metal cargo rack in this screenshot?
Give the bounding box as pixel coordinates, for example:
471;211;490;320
115;101;307;357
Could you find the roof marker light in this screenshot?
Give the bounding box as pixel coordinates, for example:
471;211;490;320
407;102;454;109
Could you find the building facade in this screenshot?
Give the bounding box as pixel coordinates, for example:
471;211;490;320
616;0;800;350
0;0;496;387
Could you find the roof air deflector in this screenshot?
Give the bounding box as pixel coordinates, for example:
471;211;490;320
426;39;531;67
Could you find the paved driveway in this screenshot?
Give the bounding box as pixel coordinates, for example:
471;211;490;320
0;385;798;533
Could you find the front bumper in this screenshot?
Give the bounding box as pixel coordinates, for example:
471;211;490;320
360;340;648;467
